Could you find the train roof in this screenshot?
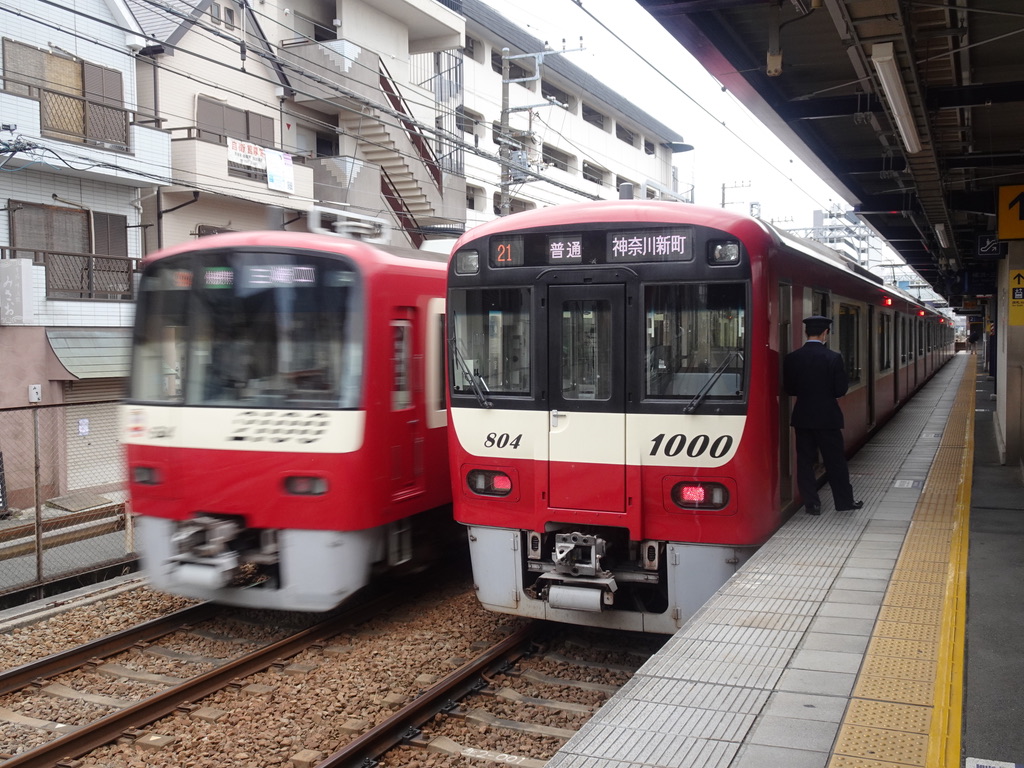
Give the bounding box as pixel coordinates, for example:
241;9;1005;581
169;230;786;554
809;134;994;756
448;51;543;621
141;230;448;271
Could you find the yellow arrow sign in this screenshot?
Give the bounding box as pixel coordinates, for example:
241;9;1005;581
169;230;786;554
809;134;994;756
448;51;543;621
998;186;1024;240
1011;270;1024;326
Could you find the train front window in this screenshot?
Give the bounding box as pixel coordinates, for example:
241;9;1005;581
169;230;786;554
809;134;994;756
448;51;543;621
644;282;747;399
449;288;531;396
131;251;362;408
560;299;612;400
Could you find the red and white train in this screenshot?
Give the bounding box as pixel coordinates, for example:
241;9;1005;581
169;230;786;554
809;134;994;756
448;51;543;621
122;230;451;611
446;200;953;633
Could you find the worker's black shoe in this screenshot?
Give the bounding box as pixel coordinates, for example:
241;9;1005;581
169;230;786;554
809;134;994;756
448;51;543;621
836;501;864;511
805;503;821;515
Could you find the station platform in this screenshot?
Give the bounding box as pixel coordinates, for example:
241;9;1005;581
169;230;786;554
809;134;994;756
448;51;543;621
548;353;1024;768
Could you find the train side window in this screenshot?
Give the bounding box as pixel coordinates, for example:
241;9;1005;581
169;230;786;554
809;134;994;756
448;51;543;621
812;290;830;319
878;313;893;372
838;303;860;383
391;320;412;411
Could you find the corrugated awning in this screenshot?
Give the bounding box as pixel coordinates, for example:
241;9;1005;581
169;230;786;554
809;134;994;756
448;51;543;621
46;328;131;379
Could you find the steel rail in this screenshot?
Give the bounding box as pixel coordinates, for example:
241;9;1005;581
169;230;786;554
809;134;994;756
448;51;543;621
1;592;401;768
0;602;219;696
314;620;545;767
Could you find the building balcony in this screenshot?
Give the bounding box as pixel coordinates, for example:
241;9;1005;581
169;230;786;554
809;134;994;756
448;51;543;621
167;130;314;207
0;87;171;188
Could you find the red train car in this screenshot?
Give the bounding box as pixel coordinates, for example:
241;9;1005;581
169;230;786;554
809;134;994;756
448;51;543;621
446;201;953;633
122;230;451;611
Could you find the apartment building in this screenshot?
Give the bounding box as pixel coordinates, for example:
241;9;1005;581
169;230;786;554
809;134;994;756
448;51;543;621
127;0;466;248
0;0;172;409
458;0;688;231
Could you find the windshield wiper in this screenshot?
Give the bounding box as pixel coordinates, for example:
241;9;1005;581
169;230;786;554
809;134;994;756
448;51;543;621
450;321;492;408
683;351;744;414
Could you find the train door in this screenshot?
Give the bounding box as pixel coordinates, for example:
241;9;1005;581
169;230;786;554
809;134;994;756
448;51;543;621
867;305;876;426
546;284;626;512
778;283;793;508
894;313;902;404
389;309;423;500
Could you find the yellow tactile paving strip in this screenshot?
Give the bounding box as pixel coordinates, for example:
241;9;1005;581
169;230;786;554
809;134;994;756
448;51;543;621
829;363;974;768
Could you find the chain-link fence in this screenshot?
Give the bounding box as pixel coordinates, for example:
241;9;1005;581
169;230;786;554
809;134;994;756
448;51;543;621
0;401;134;598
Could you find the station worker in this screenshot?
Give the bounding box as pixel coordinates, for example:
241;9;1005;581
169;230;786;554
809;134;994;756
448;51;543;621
782;315;864;515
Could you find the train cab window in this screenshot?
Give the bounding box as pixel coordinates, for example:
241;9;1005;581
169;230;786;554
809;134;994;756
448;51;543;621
131;268;189;402
644;282;747;399
449;287;531;397
838;304;861;383
131;251;363;408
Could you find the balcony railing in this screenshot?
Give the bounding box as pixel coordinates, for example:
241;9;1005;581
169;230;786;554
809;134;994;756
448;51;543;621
1;248;135;301
2;77;131;151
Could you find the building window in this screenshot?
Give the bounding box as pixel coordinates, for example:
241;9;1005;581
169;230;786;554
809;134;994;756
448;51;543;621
464;36;482;63
223;5;236;29
541;80;571;109
492;193;535;215
615;123;636;147
197;95;274;147
582;103;606;130
9;201;131;298
210;3;221;24
644;139;655;155
491;51;531;82
582;162;607;185
542;144;573;173
457;106;484;139
466;185;484;211
2;40;128;150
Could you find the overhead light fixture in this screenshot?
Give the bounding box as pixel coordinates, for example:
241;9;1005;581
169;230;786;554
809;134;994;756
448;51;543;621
934;223;950;249
871;42;922;155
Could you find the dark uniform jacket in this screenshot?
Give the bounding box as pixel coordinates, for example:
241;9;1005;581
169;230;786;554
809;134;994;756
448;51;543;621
783;341;849;429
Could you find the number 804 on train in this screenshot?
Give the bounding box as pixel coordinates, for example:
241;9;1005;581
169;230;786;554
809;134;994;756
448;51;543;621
446;200;953;634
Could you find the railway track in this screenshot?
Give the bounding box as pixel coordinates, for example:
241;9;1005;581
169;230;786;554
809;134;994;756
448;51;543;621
0;576;663;767
345;626;666;767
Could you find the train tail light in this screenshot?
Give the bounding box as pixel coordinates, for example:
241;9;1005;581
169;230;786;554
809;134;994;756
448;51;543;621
284;476;328;496
671;481;729;510
466;469;512;496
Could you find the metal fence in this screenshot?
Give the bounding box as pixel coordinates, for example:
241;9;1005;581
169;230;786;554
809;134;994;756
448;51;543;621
0;401;134;598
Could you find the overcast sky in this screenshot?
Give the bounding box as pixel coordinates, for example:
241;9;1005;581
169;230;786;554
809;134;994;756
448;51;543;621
480;0;857;230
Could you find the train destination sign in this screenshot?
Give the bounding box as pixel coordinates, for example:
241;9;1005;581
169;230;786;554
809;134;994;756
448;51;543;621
490;227;694;267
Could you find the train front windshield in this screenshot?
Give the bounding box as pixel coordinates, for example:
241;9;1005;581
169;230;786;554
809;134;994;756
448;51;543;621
130;249;362;407
449;282;746;403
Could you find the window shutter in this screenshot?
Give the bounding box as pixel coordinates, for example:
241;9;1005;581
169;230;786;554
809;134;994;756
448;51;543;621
224;104;247;140
248;112;274;147
10;202;89;254
93;212;128;257
2;40;47;95
197;96;226;142
83;62;122;107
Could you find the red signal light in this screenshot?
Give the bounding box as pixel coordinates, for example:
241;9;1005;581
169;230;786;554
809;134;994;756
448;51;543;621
918;310;926;316
883;296;892;306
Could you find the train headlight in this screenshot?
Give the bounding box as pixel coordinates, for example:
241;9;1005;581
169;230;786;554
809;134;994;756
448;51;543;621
466;469;512;497
708;241;741;265
132;466;162;485
671;481;729;510
455;249;480;275
284;476;328;496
